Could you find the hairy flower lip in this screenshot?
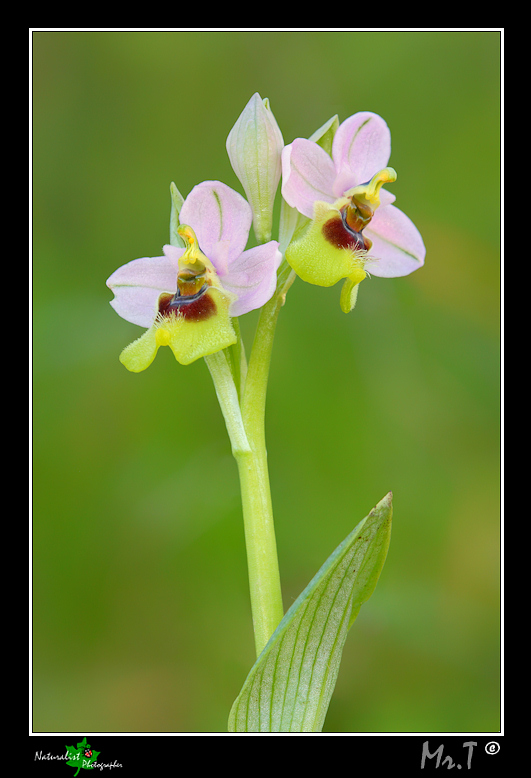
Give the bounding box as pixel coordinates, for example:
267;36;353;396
321;208;370;252
157;285;216;324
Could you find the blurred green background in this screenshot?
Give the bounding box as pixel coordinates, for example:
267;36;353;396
33;30;500;733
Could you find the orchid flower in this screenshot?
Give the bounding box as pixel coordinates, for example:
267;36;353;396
106;181;282;372
281;111;426;311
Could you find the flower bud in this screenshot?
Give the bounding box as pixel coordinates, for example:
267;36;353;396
226;93;284;244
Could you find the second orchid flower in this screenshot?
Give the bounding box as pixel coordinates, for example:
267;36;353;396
281;111;426;311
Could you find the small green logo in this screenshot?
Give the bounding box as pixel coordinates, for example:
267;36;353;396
65;737;100;776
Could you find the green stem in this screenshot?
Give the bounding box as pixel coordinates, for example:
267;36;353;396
204;350;250;456
205;261;295;657
233;446;283;656
235;261;296;656
205;342;281;657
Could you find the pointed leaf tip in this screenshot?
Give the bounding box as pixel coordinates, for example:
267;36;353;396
229;493;392;732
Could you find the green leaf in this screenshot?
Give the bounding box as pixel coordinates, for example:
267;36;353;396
309;114;340;156
228;492;392;732
169;182;185;248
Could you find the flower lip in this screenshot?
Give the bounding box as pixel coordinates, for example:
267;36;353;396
167;284;209;307
158;285;216;322
322;208;371;252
